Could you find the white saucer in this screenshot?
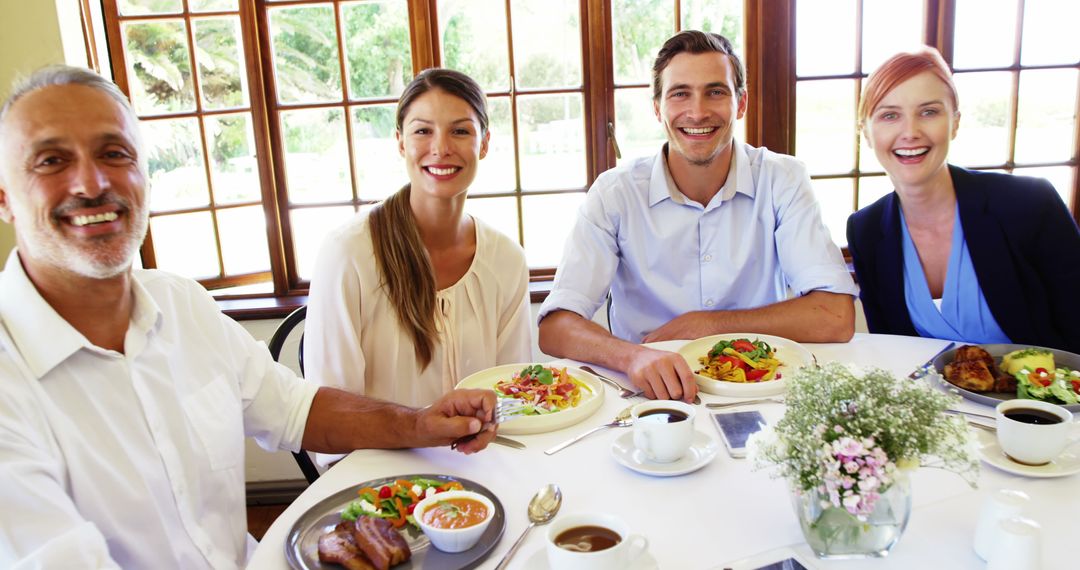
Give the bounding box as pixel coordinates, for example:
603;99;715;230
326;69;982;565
975;430;1080;478
611;430;719;477
521;545;659;570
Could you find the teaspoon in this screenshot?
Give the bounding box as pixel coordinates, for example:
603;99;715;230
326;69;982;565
494;483;562;570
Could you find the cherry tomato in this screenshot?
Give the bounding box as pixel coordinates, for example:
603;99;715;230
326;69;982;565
731;340;756;353
746;368;769;382
407;503;417;515
1034;367;1049;375
718;355;746;371
1071;380;1079;394
378;486;392;499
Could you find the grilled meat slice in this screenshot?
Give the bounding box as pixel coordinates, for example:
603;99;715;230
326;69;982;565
944;359;995;392
994;371;1018;393
351;516;412;570
318;523;376;570
954;345;995;369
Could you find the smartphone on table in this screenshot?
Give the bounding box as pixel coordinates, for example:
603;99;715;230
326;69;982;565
710;410;767;458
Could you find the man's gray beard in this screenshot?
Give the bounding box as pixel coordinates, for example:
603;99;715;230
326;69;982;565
26;208;149;279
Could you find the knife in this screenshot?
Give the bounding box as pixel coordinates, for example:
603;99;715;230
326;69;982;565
908;341;957;380
492;435;526;450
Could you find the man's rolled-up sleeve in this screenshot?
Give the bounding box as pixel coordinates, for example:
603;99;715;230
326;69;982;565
772;160;858;297
538;187;621;324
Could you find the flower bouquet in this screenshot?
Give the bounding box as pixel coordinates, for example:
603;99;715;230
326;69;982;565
749;362;978;559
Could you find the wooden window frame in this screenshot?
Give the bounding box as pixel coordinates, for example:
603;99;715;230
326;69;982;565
95;0;1076;318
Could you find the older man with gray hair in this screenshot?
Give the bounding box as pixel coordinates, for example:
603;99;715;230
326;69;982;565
0;65;497;569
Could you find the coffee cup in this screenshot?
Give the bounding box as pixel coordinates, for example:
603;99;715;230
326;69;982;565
545;512;649;570
632;400;696;463
995;400;1075;466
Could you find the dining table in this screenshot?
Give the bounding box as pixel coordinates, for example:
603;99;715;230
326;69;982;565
249;333;1080;569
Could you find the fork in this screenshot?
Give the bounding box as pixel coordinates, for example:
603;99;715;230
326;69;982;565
580;365;642;399
706;398;785;409
451;399;528;450
544;404;635;455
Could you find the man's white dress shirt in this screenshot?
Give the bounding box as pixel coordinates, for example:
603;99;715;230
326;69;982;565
305;213;532;408
539;141;858;343
0;251;318;569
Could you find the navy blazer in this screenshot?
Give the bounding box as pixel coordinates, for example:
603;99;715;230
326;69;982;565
847;165;1080;354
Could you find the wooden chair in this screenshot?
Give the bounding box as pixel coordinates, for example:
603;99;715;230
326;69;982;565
266;306;321;485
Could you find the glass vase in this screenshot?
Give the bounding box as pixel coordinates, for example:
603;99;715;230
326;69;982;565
791;478;912;559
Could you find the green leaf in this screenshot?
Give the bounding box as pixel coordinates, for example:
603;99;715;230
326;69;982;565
537;368;555;385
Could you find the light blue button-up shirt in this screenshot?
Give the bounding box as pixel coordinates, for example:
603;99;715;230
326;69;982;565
539;142;857;343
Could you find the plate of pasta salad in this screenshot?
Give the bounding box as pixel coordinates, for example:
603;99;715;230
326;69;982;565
678;333;814;397
454;363;604;434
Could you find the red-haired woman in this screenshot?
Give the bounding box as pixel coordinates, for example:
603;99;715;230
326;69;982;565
305;68;532;409
847;47;1080;352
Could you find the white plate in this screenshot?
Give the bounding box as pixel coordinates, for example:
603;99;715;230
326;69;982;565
520;544;659;570
974;429;1080;478
678;333;814;397
454;363;604;435
610;430;719;477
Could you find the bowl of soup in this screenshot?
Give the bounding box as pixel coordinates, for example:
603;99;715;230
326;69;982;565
414;490;495;553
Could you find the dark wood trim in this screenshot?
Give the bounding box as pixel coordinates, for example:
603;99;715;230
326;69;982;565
78;0;100;71
219;294;309;320
409;0;437;69
584;0;614;177
748;0;794;153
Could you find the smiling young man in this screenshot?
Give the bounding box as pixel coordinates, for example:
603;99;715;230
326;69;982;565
538;31;858;401
0;66;498;569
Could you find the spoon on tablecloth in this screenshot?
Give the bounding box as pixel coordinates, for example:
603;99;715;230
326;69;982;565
494;483;562;570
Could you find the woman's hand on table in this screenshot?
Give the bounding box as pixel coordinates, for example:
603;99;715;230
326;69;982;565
417;389;498;454
626;346;698;402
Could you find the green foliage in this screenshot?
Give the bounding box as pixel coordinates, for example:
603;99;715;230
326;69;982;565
343;2;413;98
751;363;979;493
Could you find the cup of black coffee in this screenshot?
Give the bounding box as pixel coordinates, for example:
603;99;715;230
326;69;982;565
545;513;648;570
994;400;1075;466
631;400;696;463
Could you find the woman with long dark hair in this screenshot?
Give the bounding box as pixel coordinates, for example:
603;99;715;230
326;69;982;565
305;68;531;407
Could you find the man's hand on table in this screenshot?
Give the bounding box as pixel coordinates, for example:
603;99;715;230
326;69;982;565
642;311;716;343
415;389;497;454
626;346;697;402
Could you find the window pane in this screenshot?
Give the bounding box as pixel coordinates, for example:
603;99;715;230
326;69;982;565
1015;166;1075;211
795;0;856;77
118;0;182;16
1015;69;1077;165
614;87;664;165
439;0;509;92
193;17;248;110
217;206;270;275
796;79;856;176
857;133;885;175
204;113;261;204
465;196;520;248
950;72;1012;167
269;5;342;104
150;212;219;279
282;108;351;204
612;0;672;85
856;174;894;210
122;20;195;114
522;193;586;267
1021;0;1080;66
343;0;413;99
862;0;924;72
351;104;402;201
809;177;853;248
190;0;237;12
953;0;1018;69
517;94;587;190
511;0;582;89
681;0;743;56
142;118;209;211
291;206;359;280
471;97;516;195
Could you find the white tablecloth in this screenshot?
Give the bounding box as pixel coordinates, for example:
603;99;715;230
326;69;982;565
248;333;1079;569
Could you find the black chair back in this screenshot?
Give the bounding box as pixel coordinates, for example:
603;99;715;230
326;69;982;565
267;306;320;484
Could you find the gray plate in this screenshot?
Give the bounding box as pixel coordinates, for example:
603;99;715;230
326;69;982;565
931;343;1080;412
284;474;506;570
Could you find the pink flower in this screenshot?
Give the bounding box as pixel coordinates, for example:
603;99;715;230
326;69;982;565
844;461;860;474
